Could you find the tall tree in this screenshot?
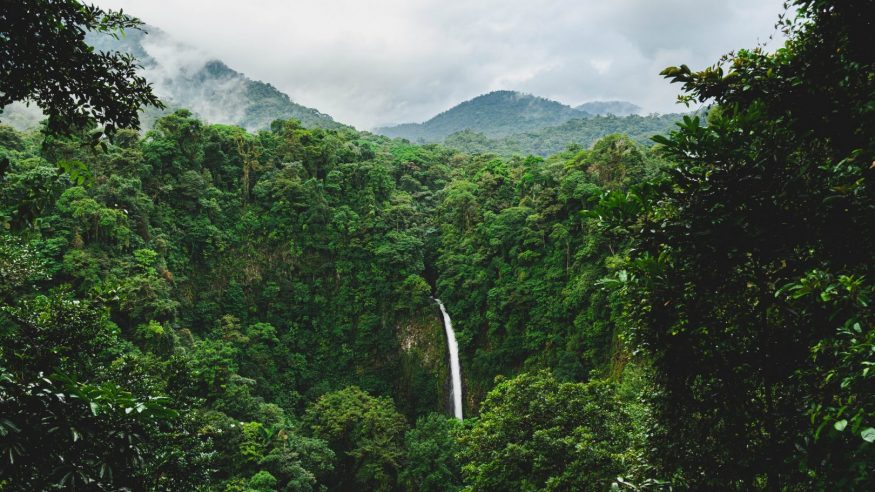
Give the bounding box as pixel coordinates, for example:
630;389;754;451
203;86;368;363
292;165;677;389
610;0;875;488
304;386;407;491
459;371;630;491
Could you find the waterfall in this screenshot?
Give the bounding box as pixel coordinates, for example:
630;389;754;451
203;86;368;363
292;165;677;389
435;299;463;420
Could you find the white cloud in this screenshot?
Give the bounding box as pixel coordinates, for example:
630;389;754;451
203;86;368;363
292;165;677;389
93;0;787;129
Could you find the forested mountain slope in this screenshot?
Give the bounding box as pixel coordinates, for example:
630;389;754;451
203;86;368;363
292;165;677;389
98;27;346;131
0;115;455;489
2;26;345;132
444;112;685;157
377;91;684;156
575;100;641;116
375;90;588;141
0;113;649;490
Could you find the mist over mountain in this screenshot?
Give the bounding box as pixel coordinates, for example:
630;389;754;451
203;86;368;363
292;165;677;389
575;100;641;116
375;91;590;142
0;25;667;156
1;25;649;139
0;102;44;131
92;26;346;131
2;26;345;132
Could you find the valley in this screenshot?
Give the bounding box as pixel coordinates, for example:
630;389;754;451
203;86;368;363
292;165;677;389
0;1;872;491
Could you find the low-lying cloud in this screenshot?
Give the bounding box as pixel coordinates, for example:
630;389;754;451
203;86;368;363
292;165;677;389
93;0;786;130
139;33;252;127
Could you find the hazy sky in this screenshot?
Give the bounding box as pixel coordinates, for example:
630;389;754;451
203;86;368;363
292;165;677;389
93;0;787;129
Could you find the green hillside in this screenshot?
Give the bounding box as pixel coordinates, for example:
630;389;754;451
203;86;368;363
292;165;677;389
444;113;685;156
376;90;588;141
575;100;641;116
3;26;346;132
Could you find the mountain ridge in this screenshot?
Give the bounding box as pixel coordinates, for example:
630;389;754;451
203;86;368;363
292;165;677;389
575;100;641;116
1;26;347;132
375;90;590;142
89;26;347;131
375;91;651;142
443;112;685;157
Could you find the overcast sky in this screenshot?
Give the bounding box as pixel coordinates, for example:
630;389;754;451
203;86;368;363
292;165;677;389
93;0;787;129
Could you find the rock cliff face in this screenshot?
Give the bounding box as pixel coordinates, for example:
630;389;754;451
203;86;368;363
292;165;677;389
396;307;449;418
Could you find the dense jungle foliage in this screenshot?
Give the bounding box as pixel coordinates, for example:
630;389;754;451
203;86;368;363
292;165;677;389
0;108;648;490
442;113;684;157
0;0;873;490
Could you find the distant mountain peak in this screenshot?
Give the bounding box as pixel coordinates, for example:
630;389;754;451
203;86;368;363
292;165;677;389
479;89;521;97
83;25;346;131
375;90;586;142
472;90;539;100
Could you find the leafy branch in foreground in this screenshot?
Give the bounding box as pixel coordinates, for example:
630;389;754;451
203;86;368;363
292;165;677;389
0;0;164;139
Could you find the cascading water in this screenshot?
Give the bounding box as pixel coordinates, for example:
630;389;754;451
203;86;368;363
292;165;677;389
435;299;463;420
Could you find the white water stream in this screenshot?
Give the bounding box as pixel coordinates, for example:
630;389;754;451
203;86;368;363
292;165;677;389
435;299;463;420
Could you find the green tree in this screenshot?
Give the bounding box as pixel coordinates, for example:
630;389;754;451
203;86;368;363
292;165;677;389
247;470;278;491
0;0;163;137
304;386;407;491
609;0;875;488
401;413;463;492
583;133;649;189
0;239;182;489
460;371;630;491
